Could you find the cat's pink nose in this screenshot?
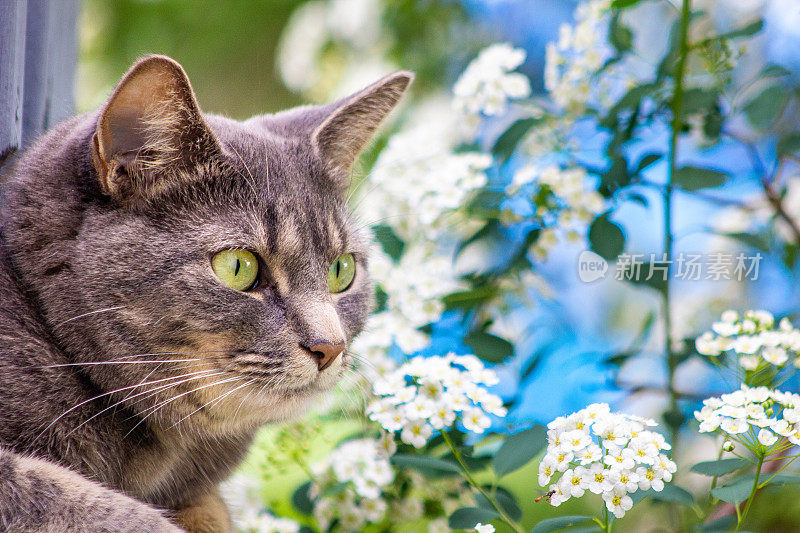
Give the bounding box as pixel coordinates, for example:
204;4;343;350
306;342;345;371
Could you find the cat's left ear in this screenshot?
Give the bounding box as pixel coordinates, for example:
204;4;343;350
312;72;413;184
91;55;222;203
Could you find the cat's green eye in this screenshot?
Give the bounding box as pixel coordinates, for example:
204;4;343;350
328;253;356;293
212;250;259;291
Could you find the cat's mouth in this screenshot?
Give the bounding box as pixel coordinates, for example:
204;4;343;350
232;347;347;394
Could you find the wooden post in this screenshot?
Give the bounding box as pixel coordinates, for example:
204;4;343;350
0;0;79;169
0;1;28;165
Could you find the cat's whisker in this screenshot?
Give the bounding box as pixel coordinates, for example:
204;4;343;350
169;378;257;430
32;368;222;445
54;306;126;328
63;370;229;439
37;358;216;368
124;376;244;438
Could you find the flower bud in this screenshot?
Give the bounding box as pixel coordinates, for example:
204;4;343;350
723;440;735;452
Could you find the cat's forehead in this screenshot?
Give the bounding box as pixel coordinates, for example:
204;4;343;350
198;117;369;259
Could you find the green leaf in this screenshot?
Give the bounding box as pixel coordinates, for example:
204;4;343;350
722;232;770;252
476;488;522;521
443;286;500;310
589;213;625;261
599;155;631;195
618;260;668;293
391;454;460;475
711;477;754;504
611;0;643;8
531;515;595;533
493;118;539;163
448;507;500;529
609;14;633;53
635;153;662;174
717;18;764;41
777;132;800;158
698;516;737;532
372;224;405;261
690;458;748;477
292;481;313;514
491;426;547;477
744;85;789;129
673;166;728;191
464;331;514;363
681;87;720;117
649;484;695;505
762;473;800;486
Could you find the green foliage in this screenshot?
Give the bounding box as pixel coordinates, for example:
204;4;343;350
673;166;729;191
464;331;515;363
491;426;547;478
448;506;500;528
589;213;625;260
690;458;749;477
531;515;595;533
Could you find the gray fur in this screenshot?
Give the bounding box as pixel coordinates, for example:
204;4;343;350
0;55;411;532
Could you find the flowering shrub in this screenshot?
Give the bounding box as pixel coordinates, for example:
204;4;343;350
695;310;800;380
540;404;676;521
223;0;800;531
368;354;506;447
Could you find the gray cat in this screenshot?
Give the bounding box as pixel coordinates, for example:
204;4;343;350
0;55;411;532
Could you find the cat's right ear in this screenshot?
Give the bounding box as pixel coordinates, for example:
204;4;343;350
91;55;222;203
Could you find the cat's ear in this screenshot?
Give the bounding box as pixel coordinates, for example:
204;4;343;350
312;72;413;184
91;55;222;202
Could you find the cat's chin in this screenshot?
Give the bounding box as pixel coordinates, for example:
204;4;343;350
228;364;344;425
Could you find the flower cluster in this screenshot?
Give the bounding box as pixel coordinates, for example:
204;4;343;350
359;122;491;243
510;165;605;259
310;437;395;531
453;43;531;121
695;384;800;455
237;512;301;533
695;310;800;372
540;404;676;519
277;0;390;98
368;354;506;447
222;474;301;533
544;0;620;114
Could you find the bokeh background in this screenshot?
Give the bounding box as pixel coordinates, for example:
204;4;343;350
72;0;800;531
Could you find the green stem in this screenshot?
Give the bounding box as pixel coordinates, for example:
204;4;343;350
603;506;613;533
441;432;524;533
758;453;799;489
737;454;764;531
664;0;692;452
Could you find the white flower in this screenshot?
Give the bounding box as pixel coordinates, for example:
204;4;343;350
401;420;433;448
462;408;491;434
758;428;778;447
713;321;741;337
603;484;633;519
540;403;675;515
560;468;588;498
763;346;789;366
369;354;505;445
586;462;614;494
734;335;762;354
474;524;495;533
696;384;800;457
576;443;602;465
694;310;800;372
453;43;531;119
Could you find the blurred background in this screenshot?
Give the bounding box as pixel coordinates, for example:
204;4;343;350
7;0;800;530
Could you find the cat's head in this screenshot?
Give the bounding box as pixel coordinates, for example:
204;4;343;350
3;56;411;431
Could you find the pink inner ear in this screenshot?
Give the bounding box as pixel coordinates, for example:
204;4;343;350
104;107;151;160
